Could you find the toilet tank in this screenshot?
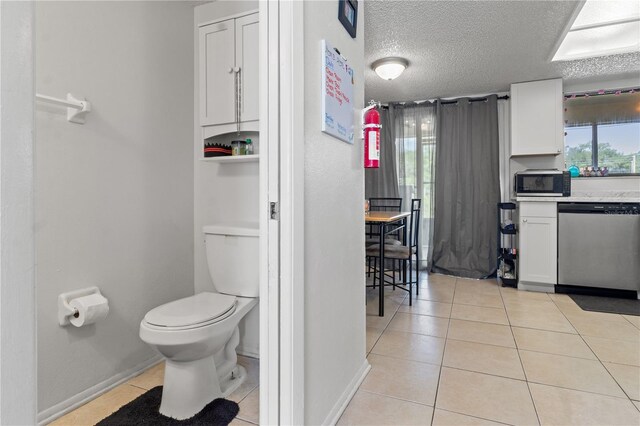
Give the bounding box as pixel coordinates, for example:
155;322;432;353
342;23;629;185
203;222;259;298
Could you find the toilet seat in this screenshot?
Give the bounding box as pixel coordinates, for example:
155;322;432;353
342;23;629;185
144;292;237;330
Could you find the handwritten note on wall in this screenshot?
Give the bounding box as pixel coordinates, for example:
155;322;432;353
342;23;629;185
321;40;354;144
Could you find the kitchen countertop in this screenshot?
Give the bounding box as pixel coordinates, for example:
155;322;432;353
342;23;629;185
516;191;640;203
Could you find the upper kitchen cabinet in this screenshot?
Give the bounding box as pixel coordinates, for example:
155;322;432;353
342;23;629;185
511;78;563;156
199;12;259;128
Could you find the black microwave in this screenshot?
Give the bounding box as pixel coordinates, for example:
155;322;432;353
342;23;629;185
515;170;571;197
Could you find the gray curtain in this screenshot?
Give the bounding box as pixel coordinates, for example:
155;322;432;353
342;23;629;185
364;106;399;199
431;95;499;279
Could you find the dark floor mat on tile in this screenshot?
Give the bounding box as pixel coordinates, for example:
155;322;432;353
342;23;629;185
96;386;239;426
569;294;640;316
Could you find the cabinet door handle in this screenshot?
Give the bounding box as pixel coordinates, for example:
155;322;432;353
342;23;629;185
237;67;242;130
523;219;528;223
228;67;234;74
234;68;242;134
234;70;239;133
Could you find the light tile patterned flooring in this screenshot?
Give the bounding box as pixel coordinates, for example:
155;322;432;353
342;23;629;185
50;273;640;425
339;273;640;425
50;356;260;425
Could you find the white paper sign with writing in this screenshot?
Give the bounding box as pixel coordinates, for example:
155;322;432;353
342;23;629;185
321;39;354;144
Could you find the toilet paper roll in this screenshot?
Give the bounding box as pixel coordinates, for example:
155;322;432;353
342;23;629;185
69;293;109;327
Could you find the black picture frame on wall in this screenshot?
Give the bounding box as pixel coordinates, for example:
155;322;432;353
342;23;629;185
338;0;358;38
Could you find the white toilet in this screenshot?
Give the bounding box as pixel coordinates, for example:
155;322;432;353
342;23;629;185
140;223;258;420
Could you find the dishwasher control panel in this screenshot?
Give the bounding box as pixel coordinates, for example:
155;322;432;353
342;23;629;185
558;203;640;215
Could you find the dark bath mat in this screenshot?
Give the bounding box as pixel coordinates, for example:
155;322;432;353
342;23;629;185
569;294;640;316
96;386;239;426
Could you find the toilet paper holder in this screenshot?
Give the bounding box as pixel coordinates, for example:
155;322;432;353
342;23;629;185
58;286;105;326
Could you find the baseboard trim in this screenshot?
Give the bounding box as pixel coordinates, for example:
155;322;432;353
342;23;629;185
323;359;371;426
518;281;555;293
37;355;162;425
237;345;260;359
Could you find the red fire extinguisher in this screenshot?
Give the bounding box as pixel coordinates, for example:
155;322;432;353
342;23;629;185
363;105;381;168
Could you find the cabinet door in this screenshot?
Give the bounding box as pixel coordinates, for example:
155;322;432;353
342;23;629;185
519;216;557;285
199;20;236;126
511;79;563;156
235;13;259;123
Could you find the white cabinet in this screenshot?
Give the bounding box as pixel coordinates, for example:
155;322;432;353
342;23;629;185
518;201;557;289
511;79;563;156
235;14;259;124
199;19;235;126
199;12;258;127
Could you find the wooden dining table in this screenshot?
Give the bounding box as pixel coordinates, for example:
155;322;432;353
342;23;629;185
365;211;411;316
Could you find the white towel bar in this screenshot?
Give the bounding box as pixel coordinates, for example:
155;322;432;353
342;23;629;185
36;93;91;124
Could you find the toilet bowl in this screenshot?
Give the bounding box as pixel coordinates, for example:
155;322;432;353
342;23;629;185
139;223;259;420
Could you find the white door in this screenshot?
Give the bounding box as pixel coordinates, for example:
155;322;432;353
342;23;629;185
199;19;236;126
236;13;259;123
260;1;304;424
519;216;558;284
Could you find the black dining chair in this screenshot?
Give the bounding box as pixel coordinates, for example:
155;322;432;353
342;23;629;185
366;198;403;279
366;197;403;246
369;197;403;212
366;199;421;305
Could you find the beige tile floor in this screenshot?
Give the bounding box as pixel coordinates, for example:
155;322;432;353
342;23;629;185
48;274;640;425
339;273;640;426
49;355;260;425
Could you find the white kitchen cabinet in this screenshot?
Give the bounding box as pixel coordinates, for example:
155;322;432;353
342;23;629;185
518;201;557;289
199;12;258;127
511;79;563;156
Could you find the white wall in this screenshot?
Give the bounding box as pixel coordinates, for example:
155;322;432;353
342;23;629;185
302;2;368;424
571;176;640;193
35;1;195;418
193;1;260;358
0;2;37;424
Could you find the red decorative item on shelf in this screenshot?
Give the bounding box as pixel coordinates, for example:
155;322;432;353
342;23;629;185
204;143;232;157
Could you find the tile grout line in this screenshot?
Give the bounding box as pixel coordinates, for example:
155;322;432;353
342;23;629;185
356;388;435;408
235;384;259;404
365;282;407;357
549;296;637;404
368;349;445;369
127;383;151;392
524;378;634;400
500;283;543;426
621;314;640;330
429;277;458;426
435;407;514;426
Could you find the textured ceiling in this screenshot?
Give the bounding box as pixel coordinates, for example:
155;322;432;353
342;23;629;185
364;0;640;102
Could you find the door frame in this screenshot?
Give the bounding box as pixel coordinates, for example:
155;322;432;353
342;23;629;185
259;1;305;424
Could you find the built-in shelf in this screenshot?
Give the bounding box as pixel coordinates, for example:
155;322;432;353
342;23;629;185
201;154;259;163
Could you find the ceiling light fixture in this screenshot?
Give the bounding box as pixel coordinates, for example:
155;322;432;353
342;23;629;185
372;57;409;80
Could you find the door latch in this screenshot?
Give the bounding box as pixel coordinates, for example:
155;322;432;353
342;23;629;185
270;202;279;220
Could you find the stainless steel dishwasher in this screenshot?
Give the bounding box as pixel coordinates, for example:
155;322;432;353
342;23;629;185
558;203;640;292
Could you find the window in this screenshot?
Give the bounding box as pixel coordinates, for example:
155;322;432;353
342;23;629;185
393;104;436;266
564;90;640;175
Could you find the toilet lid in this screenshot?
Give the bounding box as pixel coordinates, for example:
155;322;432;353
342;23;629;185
144;292;237;328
